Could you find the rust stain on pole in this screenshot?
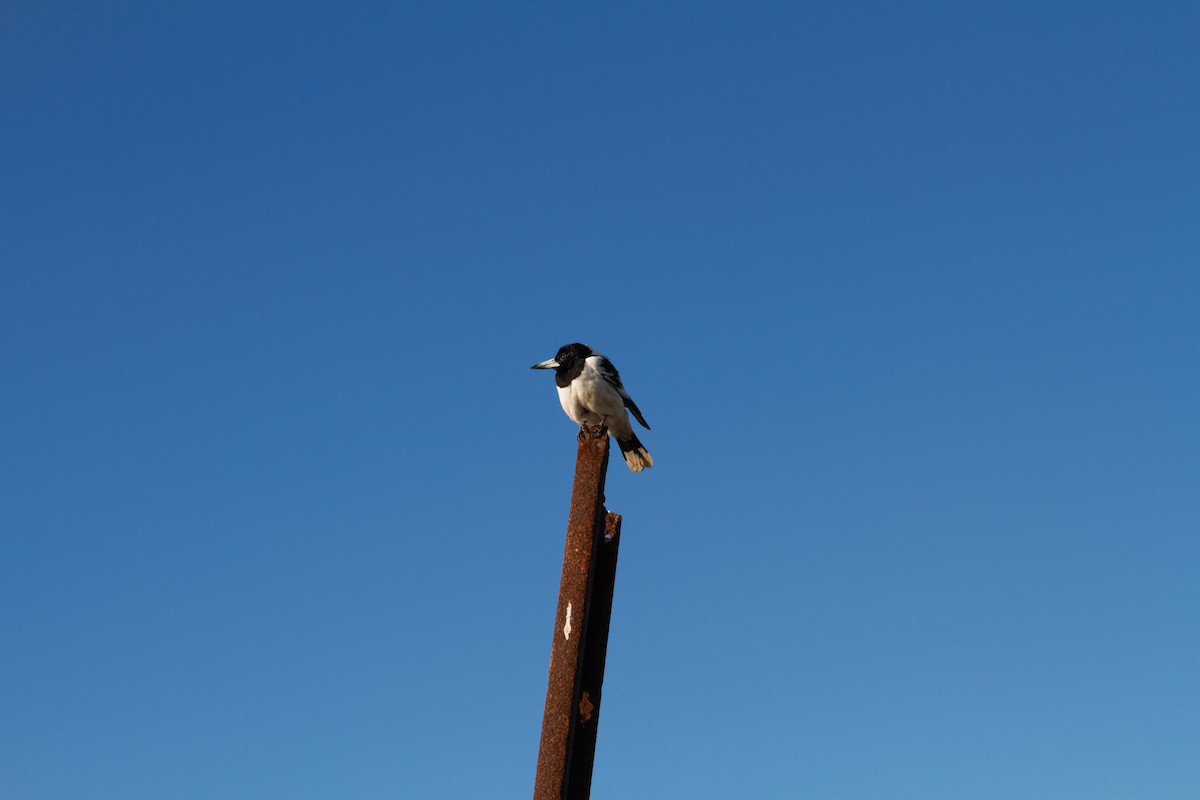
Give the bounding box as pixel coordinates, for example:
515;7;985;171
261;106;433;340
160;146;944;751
533;427;621;800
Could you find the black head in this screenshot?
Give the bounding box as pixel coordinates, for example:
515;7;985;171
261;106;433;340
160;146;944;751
554;342;592;368
530;342;593;372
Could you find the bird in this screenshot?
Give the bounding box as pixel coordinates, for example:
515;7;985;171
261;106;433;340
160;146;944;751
530;342;653;472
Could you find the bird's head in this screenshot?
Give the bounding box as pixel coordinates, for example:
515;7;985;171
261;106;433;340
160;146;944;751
530;342;593;371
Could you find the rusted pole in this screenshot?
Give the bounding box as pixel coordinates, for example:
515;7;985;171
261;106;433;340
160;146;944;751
533;427;622;800
564;510;621;799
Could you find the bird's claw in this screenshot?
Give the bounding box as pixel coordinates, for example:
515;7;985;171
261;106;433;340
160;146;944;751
577;422;606;441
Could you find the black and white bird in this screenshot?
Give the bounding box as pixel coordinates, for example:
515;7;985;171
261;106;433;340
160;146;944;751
530;343;653;472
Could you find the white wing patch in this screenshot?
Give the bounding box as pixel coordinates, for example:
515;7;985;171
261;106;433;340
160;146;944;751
591;355;626;393
590;355;650;430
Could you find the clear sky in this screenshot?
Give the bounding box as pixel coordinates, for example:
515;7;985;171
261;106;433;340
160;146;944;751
2;3;1197;798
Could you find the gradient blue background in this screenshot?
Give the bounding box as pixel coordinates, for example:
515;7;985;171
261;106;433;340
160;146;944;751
2;3;1197;798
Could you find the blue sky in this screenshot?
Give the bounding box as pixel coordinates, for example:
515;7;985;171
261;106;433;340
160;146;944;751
2;3;1197;798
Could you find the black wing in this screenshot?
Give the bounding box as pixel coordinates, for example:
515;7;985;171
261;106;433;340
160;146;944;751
594;355;651;430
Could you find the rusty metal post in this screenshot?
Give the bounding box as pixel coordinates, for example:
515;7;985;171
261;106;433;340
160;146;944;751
533;427;623;800
563;510;621;798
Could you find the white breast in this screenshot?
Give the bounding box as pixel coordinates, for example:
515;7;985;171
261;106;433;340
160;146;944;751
556;358;630;429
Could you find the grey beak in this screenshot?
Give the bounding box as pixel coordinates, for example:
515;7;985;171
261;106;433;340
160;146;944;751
530;358;560;370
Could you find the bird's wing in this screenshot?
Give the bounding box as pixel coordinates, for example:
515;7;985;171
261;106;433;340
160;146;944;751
592;355;650;430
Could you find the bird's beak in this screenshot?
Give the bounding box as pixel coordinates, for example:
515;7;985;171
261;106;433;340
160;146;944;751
530;358;559;370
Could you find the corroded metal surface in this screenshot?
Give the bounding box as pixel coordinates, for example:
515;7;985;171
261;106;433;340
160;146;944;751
533;428;620;800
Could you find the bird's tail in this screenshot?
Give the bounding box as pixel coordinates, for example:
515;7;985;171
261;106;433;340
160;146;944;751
615;432;653;472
